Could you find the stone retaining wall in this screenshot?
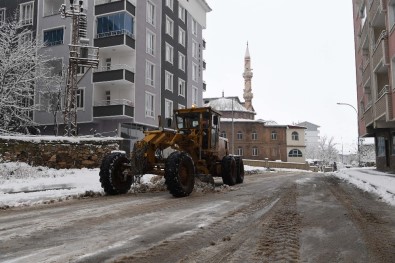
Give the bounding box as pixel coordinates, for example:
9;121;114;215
0;136;121;169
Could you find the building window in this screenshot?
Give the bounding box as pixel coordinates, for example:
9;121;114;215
0;8;6;23
178;5;185;22
44;28;64;46
145;92;155;118
237;147;243;156
179;27;186;46
165;16;174;37
178;78;185;97
145;61;155;86
146;1;155;26
252;131;257;140
96;12;134;39
221;131;226;138
377;137;385;157
192;40;198;59
192;63;198;82
252;147;258;156
165;71;173;92
271;131;277;140
192;86;198;106
288;149;303;157
292;131;299;141
20;2;34;26
146;30;155;56
166;0;173;10
237;131;243;140
165;43;173;64
77;66;86;75
76;88;84;109
44;0;63;17
178;52;185;71
192;18;198;36
165;99;173;119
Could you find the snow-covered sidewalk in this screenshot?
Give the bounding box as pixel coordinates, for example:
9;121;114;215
1;162;395;208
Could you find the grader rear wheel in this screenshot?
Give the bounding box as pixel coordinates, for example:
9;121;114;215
165;151;195;197
221;156;237;186
235;156;245;184
99;152;133;195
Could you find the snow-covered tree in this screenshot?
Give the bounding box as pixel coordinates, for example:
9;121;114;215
0;17;53;134
318;136;339;165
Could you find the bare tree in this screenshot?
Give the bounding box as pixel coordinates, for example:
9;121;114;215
318;136;339;165
0;17;52;134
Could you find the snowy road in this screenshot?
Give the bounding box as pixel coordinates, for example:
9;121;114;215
1;172;395;262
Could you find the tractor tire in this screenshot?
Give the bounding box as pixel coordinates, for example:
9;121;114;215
235;156;245;184
165;151;195;197
221;156;237;186
99;152;133;195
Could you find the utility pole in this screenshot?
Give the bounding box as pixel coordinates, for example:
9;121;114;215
60;0;99;136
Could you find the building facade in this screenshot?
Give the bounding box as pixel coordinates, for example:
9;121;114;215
0;0;211;150
352;0;395;171
296;121;320;159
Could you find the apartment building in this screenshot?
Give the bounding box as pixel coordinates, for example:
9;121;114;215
296;121;320;159
0;0;211;150
352;0;395;171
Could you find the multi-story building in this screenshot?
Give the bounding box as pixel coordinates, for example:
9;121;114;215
0;0;211;151
296;121;320;159
352;0;395;171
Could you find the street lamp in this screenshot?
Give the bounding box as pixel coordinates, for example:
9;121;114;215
336;102;360;166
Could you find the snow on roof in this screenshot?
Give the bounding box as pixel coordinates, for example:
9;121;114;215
221;118;265;123
0;135;122;143
204;97;254;113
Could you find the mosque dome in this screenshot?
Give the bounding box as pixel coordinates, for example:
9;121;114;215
204;97;248;112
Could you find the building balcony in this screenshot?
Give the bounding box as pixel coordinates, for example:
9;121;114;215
375;85;390;120
362;61;371;86
202;39;206;49
372;31;389;70
203;81;207;91
364;104;374;126
93;99;134;119
95;0;135;16
93;64;134;85
94;30;135;50
203;60;206;70
370;0;386;27
359;22;368;50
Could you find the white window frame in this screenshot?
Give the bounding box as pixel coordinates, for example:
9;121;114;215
192;86;198;106
237;147;244;156
178;104;185;109
166;0;173;10
178;5;185;22
165;16;174;37
178;78;185;97
179;27;185;46
0;8;6;23
146;1;155;26
252;132;257;140
165;42;173;64
237;131;243;140
165;70;173;92
145;60;155;87
178;52;185;71
146;29;155;56
19;2;34;26
192;18;198;36
76;87;85;110
145;92;155;118
192;63;198;82
165;99;173;119
252;147;258;156
192;39;198;59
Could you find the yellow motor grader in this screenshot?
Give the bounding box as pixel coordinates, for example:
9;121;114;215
99;106;244;197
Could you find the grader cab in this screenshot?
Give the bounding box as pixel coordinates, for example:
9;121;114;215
99;106;244;197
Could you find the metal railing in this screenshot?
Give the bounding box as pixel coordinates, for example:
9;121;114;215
96;29;134;40
94;64;134;73
94;99;134;107
377;85;389;99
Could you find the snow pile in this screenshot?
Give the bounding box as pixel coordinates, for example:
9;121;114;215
332;168;395;206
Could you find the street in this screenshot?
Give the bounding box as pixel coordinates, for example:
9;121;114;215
1;171;395;263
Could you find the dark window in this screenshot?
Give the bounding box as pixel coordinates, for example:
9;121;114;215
97;12;134;38
44;28;64;46
237;131;243;140
271;131;277;140
292;131;299;140
288;149;303;157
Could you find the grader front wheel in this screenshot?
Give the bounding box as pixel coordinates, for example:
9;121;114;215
221;156;237;186
165;151;195;197
99;152;133;195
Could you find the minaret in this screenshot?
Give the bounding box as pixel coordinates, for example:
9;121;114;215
243;42;253;111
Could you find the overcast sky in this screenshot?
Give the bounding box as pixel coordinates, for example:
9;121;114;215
203;0;367;153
